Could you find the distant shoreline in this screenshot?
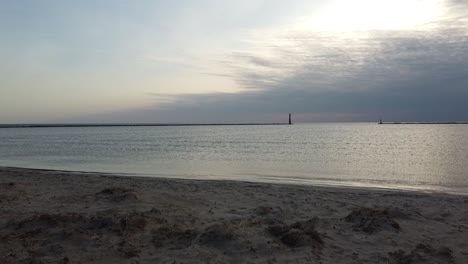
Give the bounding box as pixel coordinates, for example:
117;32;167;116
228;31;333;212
0;123;291;129
2;122;468;129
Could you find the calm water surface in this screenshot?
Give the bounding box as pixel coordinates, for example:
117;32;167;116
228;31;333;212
1;123;467;193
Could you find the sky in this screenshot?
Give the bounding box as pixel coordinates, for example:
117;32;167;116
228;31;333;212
1;0;467;123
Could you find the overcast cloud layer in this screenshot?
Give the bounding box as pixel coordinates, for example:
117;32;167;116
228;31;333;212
82;0;468;123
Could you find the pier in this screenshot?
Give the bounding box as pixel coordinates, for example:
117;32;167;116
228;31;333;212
0;123;292;129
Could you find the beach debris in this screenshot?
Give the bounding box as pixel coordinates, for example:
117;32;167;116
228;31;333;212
344;207;402;234
267;218;323;248
388;243;455;264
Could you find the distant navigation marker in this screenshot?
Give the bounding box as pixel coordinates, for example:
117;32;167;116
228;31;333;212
289;113;292;125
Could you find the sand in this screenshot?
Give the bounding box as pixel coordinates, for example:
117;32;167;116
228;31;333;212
1;167;467;264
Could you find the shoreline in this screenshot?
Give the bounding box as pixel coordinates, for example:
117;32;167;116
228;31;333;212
1;167;467;263
2;165;467;197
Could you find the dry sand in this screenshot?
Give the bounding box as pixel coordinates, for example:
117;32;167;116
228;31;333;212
1;167;467;264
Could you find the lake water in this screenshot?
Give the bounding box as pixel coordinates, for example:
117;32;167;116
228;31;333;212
1;123;467;194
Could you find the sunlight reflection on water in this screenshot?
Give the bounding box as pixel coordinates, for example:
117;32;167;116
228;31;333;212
1;123;467;193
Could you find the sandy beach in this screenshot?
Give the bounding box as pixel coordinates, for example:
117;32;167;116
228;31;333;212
1;167;467;264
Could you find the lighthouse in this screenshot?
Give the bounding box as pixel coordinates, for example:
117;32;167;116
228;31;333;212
289;113;292;125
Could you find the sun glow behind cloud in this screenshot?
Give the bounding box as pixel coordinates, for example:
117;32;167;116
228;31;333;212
233;0;448;93
295;0;444;32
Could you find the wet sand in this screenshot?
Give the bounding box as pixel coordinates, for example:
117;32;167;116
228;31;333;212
1;167;467;263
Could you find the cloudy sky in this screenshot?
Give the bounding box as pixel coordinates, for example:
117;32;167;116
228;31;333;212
1;0;467;123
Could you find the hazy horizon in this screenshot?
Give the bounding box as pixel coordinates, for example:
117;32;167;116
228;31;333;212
2;121;468;126
2;0;468;124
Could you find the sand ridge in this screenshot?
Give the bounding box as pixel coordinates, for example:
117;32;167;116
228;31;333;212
1;167;467;263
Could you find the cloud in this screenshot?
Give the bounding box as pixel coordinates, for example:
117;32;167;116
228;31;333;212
73;0;468;123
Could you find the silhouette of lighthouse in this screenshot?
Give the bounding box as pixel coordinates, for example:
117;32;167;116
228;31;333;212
289;113;292;125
